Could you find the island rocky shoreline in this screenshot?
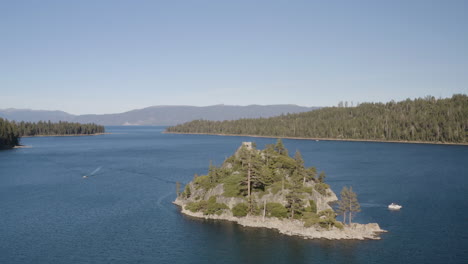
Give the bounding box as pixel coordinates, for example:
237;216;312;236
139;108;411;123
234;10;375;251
174;199;386;240
174;141;387;240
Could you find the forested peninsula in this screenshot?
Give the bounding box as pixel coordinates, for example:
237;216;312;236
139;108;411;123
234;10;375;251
0;118;105;149
174;141;385;240
167;94;468;144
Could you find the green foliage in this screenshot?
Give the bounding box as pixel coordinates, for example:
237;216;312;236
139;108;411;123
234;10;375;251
205;196;229;215
274;139;288;156
306;200;317;214
318;209;336;218
193;175;212;190
0;118;105;149
208;161;221;184
337;186;361;225
266;202;288;218
318;209;338;229
249;198;262;216
305;167;317;183
299;186;313;194
221;174;245;197
167;94;468;144
232;203;249;217
16;120;104;136
314;183;330;196
0;118;20;149
334;221;344;229
185;196;228;216
183;184;191;198
182;139;329;204
180;140;341;222
273;155;297;171
286;188;305;218
185;201;207;213
269;181;283;195
302;212;320;227
317;171;326;183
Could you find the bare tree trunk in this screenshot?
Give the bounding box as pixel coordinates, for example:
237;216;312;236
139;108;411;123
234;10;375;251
349;200;352;225
263;200;266;222
343;212;346;226
303;175;306;186
282;178;284;193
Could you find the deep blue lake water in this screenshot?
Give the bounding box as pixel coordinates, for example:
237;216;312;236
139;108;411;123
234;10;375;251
1;126;467;264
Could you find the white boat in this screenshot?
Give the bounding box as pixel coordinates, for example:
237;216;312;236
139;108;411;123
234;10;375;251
388;203;402;210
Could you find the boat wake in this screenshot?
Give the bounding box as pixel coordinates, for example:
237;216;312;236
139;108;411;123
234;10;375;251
360;203;386;208
83;166;103;178
156;191;174;212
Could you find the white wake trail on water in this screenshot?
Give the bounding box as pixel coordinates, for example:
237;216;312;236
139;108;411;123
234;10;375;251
156;191;174;213
360;202;386;208
90;166;102;175
83;166;102;178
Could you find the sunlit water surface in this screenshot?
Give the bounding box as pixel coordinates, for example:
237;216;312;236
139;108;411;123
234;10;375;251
1;126;467;263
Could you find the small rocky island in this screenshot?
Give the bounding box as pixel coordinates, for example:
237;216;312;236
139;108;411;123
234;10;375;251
174;141;386;240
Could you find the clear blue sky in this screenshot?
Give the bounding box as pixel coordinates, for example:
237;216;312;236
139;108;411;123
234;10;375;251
1;0;467;114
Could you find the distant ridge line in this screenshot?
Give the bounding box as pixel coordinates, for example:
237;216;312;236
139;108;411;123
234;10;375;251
0;104;320;126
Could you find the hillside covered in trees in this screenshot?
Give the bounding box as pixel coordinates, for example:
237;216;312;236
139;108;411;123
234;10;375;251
167;94;468;144
174;141;385;239
0;118;20;149
0;118;105;149
177;140;341;228
14;121;105;137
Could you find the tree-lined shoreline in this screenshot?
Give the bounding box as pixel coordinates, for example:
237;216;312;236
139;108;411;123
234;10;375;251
165;131;468;146
167;95;468;145
0;118;106;149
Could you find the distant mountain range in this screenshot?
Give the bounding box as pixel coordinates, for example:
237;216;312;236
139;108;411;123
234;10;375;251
0;105;319;126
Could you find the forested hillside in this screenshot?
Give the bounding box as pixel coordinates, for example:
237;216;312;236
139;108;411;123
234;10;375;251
0;119;105;149
0;118;20;149
178;140;342;228
1;105;318;125
167;95;468;144
15;121;105;136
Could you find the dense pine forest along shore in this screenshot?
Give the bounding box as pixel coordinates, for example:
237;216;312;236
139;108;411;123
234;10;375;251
165;132;468;146
21;133;110;137
167;94;468;145
0;118;20;149
0;118;105;149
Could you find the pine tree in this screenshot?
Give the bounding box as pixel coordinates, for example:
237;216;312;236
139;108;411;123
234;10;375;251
293;150;307;185
337;186;361;225
274;139;288;156
337;187;349;224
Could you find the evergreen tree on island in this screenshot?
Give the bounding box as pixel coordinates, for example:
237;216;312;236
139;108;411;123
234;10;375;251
337;186;361;225
177;140;345;229
174;141;386;240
